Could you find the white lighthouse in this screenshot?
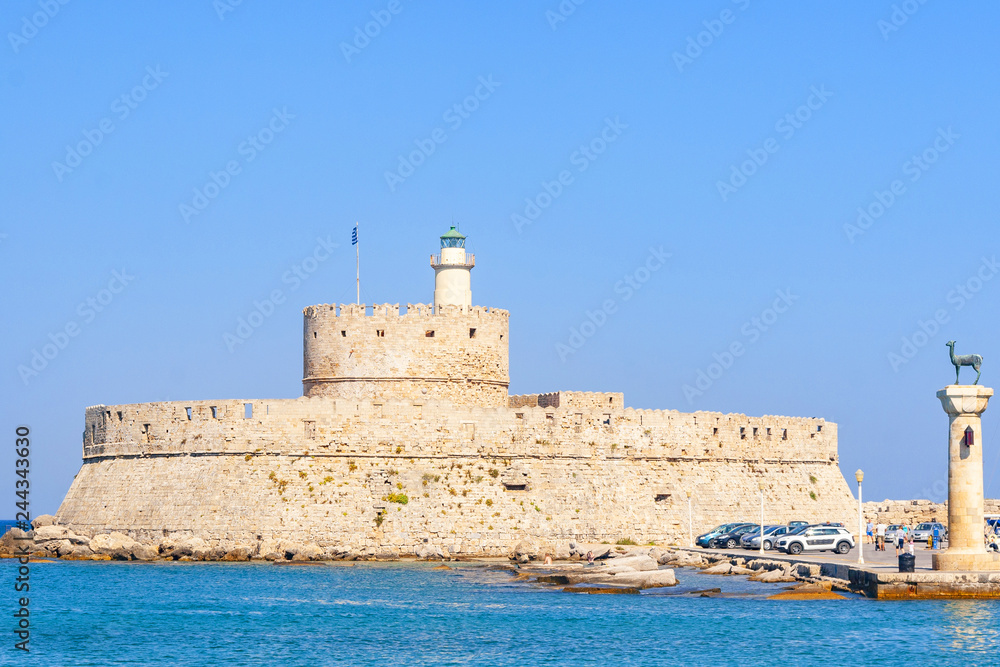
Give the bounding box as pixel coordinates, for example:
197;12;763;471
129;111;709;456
431;226;475;313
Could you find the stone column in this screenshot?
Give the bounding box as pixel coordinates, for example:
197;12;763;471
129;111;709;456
933;385;1000;571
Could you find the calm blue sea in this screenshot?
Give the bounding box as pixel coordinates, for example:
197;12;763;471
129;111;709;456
5;561;998;666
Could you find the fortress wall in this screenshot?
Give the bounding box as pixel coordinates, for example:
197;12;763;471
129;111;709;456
60;397;855;552
302;303;509;406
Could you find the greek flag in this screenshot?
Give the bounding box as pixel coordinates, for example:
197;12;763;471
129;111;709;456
352;225;358;246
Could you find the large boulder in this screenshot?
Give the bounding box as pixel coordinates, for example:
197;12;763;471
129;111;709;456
222;547;251;562
612;569;678;589
32;525;89;545
416;544;445;560
31;515;59;529
513;539;539;560
601;555;658;574
91;532;141;560
291;544;324;561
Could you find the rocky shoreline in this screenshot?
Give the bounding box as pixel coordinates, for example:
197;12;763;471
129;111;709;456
1;517;854;600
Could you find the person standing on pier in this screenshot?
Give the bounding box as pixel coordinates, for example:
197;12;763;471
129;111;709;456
876;522;887;551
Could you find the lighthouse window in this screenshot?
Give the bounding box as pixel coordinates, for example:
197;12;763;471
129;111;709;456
469;328;476;338
186;407;192;420
425;330;435;338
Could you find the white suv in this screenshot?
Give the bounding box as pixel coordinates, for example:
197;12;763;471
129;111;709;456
777;526;854;555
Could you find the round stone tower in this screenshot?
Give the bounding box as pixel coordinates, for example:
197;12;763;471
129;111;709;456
301;228;509;407
431;226;474;313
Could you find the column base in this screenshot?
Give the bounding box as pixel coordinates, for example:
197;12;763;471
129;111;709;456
933;551;1000;571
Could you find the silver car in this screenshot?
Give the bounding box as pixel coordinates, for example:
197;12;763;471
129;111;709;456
777;526;855;555
742;525;788;550
911;522;948;542
884;524;907;543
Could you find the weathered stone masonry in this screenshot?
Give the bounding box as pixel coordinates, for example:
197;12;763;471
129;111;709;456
55;229;857;556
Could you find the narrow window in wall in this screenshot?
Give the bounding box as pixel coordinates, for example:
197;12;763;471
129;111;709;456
91;424;95;441
782;429;788;440
752;427;758;437
425;330;435;338
545;413;554;423
608;397;613;405
602;414;611;425
313;332;317;338
244;403;253;419
817;425;823;432
341;330;347;337
713;427;718;436
515;413;524;421
117;411;123;421
211;406;218;419
654;493;672;503
376;330;385;337
142;424;151;442
186;407;192;420
500;334;503;341
469;328;476;338
740;427;746;440
766;428;772;438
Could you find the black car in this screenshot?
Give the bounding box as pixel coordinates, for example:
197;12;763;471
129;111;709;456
710;523;759;549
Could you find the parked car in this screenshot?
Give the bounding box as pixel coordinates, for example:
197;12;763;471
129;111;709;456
742;525;789;550
884;524;907;543
776;526;855;555
821;522;844;527
912;522;948;542
710;524;760;549
787;521;809;529
696;523;751;549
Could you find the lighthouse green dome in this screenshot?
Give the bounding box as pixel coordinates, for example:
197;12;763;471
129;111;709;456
440;226;466;248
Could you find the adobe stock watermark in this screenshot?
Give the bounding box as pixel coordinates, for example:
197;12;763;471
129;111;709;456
887;255;997;372
8;0;71;54
213;0;246;21
51;65;168;182
672;0;751;73
224;236;337;351
340;0;405;63
511;116;627;234
383;75;500;192
545;0;586;30
17;269;135;385
716;85;833;202
843;126;958;243
179;107;294;223
877;0;931;41
682;288;798;403
556;246;670;362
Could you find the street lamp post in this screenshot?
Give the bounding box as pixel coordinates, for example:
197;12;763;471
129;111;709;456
759;482;766;555
686;490;693;548
855;469;864;565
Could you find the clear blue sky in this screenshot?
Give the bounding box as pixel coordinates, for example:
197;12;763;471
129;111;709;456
2;1;999;513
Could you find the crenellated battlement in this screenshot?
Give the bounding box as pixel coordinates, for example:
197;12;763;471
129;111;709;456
79;396;838;466
302;303;509;320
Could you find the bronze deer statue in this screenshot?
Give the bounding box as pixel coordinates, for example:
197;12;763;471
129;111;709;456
946;340;982;385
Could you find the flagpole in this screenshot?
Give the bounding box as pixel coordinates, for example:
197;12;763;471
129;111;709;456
355;221;360;305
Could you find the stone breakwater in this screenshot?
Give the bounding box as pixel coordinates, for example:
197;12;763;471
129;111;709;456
863;498;1000;526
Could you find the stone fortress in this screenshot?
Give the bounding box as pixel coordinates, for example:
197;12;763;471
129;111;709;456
55;228;857;558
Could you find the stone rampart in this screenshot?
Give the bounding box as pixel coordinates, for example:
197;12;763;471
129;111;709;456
59;396;856;555
863;499;1000;526
302;303;509;407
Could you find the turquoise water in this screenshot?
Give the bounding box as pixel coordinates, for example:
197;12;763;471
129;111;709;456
9;561;999;665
